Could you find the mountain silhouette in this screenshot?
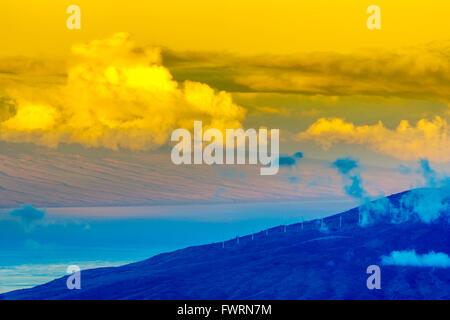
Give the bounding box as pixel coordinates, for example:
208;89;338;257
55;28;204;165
2;188;450;299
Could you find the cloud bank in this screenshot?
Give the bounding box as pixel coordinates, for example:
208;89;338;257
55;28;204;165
331;157;450;226
382;250;450;268
298;117;450;162
167;44;450;102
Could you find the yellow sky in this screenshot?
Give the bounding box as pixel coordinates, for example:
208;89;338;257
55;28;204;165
2;0;450;57
1;0;450;163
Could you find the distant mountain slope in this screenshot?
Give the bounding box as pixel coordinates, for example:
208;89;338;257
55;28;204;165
0;147;341;207
0;144;413;208
2;188;450;299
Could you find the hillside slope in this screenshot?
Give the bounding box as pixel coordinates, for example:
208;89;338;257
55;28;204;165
2;188;450;299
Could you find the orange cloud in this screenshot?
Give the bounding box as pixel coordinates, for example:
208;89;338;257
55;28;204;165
167;44;450;103
297;117;450;162
0;33;246;150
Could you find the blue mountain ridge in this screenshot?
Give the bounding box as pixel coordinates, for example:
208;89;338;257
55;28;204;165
2;188;450;300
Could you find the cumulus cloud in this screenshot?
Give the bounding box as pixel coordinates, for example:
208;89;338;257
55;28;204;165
279;151;303;167
9;204;45;229
398;188;448;223
331;157;367;200
293;152;303;159
382;250;450;268
329;157;437;226
329;157;450;226
0;33;246;150
330;156;391;226
395;159;450;223
298;117;450;162
331;157;358;175
418;158;439;187
362;159;450;225
279;156;295;167
369;160;450;225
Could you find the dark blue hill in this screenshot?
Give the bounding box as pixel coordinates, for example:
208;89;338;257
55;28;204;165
2;188;450;299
